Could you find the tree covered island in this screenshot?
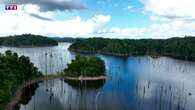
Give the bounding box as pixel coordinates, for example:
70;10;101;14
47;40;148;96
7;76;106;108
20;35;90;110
0;51;42;110
69;37;195;60
64;55;106;80
0;34;58;47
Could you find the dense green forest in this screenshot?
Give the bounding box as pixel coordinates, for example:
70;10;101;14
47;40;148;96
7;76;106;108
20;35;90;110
69;36;195;60
0;34;58;47
64;55;105;77
51;37;77;42
0;51;42;110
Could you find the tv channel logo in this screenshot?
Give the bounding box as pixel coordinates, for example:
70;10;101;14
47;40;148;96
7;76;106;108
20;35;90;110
5;4;17;10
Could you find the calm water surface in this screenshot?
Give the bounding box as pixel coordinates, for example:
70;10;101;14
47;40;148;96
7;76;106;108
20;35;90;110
1;43;195;110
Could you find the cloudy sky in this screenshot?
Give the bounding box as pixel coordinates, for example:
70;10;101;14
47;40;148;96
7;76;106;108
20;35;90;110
0;0;195;39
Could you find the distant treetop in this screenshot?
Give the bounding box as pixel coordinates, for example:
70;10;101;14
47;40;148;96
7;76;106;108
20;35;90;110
0;34;58;47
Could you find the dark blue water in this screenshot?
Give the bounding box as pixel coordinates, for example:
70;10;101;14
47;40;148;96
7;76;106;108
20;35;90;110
1;43;195;110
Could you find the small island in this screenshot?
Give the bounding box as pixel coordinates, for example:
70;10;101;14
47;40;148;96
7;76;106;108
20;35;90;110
63;55;106;88
0;34;58;47
64;55;106;80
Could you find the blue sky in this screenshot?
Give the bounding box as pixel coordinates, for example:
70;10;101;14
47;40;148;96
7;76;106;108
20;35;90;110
0;0;195;38
55;0;150;28
84;0;150;28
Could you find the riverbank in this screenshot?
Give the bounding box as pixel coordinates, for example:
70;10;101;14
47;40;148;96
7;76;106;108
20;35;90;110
5;75;107;110
6;77;45;110
65;76;106;81
69;49;130;57
68;37;195;61
70;49;195;61
69;48;161;57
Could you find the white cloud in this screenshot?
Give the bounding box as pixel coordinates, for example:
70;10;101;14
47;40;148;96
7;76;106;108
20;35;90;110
101;0;195;39
1;8;193;39
0;8;111;37
143;0;195;20
93;19;195;39
116;0;195;39
109;27;147;37
1;0;195;39
22;4;55;18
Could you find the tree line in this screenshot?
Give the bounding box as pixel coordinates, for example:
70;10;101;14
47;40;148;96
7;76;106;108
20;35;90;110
0;34;58;47
50;37;77;42
0;51;42;110
69;36;195;60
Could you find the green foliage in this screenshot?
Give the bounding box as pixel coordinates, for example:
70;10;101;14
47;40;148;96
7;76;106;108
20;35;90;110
0;50;42;108
0;34;58;47
51;37;77;42
0;105;4;110
162;37;195;57
69;38;108;53
69;37;195;59
64;55;105;77
102;39;129;54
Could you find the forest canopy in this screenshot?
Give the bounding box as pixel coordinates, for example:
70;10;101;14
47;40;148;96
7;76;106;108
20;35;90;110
64;55;106;77
0;51;42;109
0;34;58;47
69;36;195;60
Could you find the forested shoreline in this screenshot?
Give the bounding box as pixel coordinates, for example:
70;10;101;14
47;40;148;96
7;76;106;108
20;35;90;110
0;34;58;47
51;37;77;42
0;51;42;110
69;36;195;60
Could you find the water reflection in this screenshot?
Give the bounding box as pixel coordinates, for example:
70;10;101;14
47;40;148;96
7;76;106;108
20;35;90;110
16;83;39;110
0;43;75;74
19;79;106;110
64;79;106;89
1;43;195;110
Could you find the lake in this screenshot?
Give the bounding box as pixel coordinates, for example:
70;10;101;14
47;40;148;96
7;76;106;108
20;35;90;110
1;43;195;110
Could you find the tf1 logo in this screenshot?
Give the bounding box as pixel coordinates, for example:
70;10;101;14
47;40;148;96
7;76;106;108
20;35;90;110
5;4;18;10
